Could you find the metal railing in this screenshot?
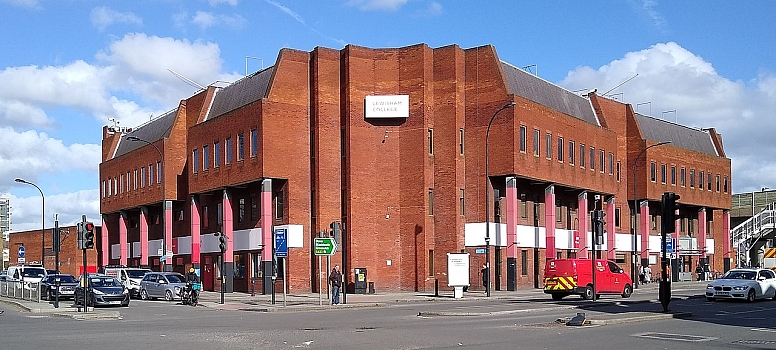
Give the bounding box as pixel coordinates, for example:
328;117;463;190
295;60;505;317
732;203;776;266
0;281;42;302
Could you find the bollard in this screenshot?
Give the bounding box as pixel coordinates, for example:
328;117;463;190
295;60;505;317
434;278;439;297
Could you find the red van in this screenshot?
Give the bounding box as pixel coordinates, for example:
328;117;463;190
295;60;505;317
543;259;633;300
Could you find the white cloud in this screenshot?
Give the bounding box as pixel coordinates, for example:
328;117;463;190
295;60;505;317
90;6;143;31
560;41;775;193
191;11;246;30
192;11;216;29
629;0;667;33
423;1;443;16
208;0;239;6
3;0;39;9
6;189;100;232
346;0;408;11
265;0;305;24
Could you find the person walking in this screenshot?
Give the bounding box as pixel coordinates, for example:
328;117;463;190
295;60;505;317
329;265;342;305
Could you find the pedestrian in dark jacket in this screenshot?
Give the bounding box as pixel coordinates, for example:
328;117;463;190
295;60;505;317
329;265;342;305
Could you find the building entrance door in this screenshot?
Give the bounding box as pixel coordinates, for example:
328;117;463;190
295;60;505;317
203;255;214;291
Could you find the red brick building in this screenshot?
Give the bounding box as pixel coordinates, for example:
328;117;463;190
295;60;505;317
8;225;101;277
99;44;732;294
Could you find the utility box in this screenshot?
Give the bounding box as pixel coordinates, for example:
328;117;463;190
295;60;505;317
354;268;367;294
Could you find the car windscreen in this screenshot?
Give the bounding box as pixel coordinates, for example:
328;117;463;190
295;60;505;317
165;274;185;283
90;277;122;287
57;275;77;283
127;270;151;278
721;271;756;280
22;268;46;278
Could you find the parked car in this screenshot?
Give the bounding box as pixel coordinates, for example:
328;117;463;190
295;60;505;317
100;265;151;298
706;268;776;302
75;274;130;307
139;272;187;301
40;274;79;300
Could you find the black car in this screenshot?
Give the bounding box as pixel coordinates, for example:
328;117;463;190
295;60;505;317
75;274;130;307
40;274;79;300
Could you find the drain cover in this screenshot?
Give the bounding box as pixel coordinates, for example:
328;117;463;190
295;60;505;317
634;332;717;342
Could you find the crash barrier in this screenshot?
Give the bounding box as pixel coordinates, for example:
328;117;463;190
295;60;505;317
0;281;42;302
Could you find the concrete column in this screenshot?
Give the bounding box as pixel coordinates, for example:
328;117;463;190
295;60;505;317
139;207;149;267
222;188;234;293
163;200;172;271
505;177;517;291
119;211;128;266
101;215;110;267
260;179;273;294
639;200;650;266
577;192;588;258
606;196;616;260
698;208;707;259
545;185;556;260
722;210;731;271
190;195;201;267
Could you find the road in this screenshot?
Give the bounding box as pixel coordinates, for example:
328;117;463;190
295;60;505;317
1;287;775;350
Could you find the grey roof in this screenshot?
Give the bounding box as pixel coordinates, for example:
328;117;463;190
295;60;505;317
636;113;718;156
207;66;275;120
114;108;177;158
501;62;598;125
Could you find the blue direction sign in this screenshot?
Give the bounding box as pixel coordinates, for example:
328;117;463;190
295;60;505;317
18;246;25;258
664;237;676;254
274;228;288;258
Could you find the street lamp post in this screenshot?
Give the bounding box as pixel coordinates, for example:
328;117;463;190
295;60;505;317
15;178;44;264
126;136;167;271
485;101;516;297
631;141;671;288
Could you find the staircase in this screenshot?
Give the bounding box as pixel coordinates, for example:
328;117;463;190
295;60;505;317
732;203;776;266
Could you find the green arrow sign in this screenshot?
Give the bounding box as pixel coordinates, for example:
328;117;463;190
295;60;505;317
314;237;337;255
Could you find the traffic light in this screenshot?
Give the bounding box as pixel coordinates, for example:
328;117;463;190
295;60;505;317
218;233;227;253
53;227;61;253
77;222;85;250
661;192;680;233
591;210;606;245
330;221;341;251
83;222;95;249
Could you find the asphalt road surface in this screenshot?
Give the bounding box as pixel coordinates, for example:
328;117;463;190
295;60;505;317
1;291;775;350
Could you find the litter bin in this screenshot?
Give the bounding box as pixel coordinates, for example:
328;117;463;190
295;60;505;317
368;281;375;294
354;268;367;294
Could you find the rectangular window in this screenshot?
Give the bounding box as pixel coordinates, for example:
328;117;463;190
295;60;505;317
708;173;712;191
459;189;465;216
203;145;210;170
148;165;153;187
608;153;614;175
214;141;221;167
569;141;575;165
428;250;434;277
107;178;112;196
428;188;434;216
557;137;564;162
102;180;106;198
671;166;676;185
555;202;562;222
599;150;605;173
650;162;656;182
217;203;223;226
699;172;704;191
690;169;695;188
459;128;464;155
134;169;138;190
250;129;258;157
127;172;131;191
616;161;621;181
114;177;117;195
120;174;124;194
520;194;527;218
661;164;666;184
680;167;686;187
580;144;585;167
545;133;552;159
428;128;434;154
193;149;199;173
203;206;209;228
533;129;540;156
251;196;258;221
716;174;720;192
237;133;245;161
275;190;284;221
519;125;526;153
140;167;146;188
239;198;245;223
724;176;729;193
589;147;595;171
521;250;528;276
226;137;233;164
156;161;161;183
615;208;621;227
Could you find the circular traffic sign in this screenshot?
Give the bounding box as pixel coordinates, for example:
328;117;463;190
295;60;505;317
18;246;25;258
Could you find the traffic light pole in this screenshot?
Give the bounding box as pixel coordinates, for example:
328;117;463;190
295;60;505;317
659;192;679;312
53;215;60;309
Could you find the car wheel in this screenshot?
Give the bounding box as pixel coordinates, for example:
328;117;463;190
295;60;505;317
707;297;715;302
582;285;594;300
747;290;756;303
621;284;633;298
140;289;149;300
164;290;174;301
551;293;565;301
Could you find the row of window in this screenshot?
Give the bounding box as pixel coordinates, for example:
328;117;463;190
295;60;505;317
518;126;619;178
649;162;729;193
193;129;259;173
102;161;162;198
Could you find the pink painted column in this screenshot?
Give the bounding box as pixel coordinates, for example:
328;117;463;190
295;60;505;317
222;190;234;262
190;195;201;266
606;197;616;260
640;200;650;261
723;210;731;269
164;200;172;270
261;179;273;262
505;177;518;260
577;192;588;258
140;208;149;267
698;208;707;259
119;212;128;266
545;185;556;260
101;215;109;266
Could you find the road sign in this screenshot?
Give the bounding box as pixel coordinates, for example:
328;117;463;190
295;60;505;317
475;248;486;254
664;237;676;254
314;237;337;255
275;228;288;258
18;246;25;258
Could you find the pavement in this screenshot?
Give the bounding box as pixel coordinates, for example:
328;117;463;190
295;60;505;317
0;280;707;323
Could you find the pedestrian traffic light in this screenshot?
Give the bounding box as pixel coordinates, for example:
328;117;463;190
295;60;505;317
218;233;227;253
76;222;85;250
330;221;341;243
592;210;606;245
83;222;95;249
661;192;680;233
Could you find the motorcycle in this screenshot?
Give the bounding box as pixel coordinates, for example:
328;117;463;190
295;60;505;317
180;281;199;306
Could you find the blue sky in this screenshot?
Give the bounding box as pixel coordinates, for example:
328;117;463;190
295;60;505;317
2;0;776;231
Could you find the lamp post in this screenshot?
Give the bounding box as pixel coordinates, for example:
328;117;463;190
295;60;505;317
485;101;516;297
126;136;167;271
15;178;44;264
631;141;671;288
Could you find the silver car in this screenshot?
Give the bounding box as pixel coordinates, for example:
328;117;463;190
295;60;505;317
139;272;187;301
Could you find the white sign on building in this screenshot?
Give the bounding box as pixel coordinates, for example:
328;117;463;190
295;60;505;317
364;95;409;119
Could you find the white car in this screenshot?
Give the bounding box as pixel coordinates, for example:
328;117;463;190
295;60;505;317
706;268;776;302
